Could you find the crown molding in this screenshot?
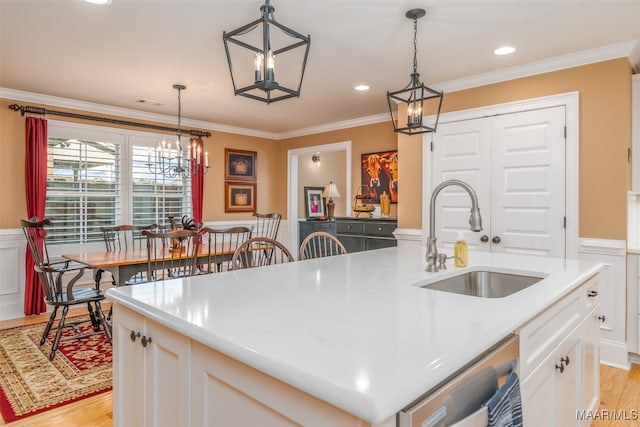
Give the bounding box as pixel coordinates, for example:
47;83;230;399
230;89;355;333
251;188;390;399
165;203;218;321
275;113;390;140
2;40;638;140
433;40;639;94
0;88;279;140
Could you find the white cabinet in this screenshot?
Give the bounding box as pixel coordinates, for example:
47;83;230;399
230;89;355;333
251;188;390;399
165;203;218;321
112;304;394;427
519;274;601;426
431;106;567;258
112;305;191;427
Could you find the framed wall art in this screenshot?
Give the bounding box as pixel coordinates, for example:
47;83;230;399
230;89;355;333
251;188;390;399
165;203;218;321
225;148;257;181
225;181;257;213
304;186;326;219
361;150;398;204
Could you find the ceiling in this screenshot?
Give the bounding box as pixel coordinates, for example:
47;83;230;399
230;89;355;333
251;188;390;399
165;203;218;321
1;0;640;138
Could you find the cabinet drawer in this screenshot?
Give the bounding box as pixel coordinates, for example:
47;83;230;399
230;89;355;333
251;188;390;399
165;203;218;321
364;221;396;237
518;284;585;380
308;221;337;232
337;221;364;235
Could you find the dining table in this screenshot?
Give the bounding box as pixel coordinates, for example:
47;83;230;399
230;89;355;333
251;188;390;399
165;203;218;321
63;244;239;287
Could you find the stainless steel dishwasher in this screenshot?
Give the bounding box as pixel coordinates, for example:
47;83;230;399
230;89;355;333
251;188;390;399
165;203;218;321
398;335;519;427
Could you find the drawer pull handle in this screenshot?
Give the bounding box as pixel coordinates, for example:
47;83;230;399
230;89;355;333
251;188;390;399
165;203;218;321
378;227;383;231
141;335;152;347
587;290;598;297
561;356;570;366
130;331;140;342
347;226;351;230
555;363;565;373
598;315;606;322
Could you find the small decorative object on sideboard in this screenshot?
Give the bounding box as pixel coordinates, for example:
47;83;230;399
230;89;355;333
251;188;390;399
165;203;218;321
322;181;341;220
353;185;375;218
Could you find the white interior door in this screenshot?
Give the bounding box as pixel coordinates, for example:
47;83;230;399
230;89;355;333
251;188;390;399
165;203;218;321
432;118;492;252
491;106;566;257
431;106;566;258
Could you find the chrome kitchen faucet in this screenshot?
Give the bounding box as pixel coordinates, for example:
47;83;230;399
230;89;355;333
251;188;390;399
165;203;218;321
426;179;483;272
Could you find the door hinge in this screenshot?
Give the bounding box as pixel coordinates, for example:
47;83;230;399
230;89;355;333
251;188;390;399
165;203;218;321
563;217;567;229
430;141;434;152
564;126;567;139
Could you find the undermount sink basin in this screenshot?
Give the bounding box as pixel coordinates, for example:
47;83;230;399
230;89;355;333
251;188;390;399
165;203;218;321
419;270;546;298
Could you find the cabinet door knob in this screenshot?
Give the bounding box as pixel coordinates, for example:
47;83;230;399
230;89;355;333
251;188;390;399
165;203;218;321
561;356;570;366
492;236;501;244
555;363;565;373
598;315;606;322
130;331;140;342
141;335;152;347
480;235;489;243
587;290;598;297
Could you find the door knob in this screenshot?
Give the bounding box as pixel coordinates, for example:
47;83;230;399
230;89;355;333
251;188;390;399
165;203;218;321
480;235;489;243
492;236;501;244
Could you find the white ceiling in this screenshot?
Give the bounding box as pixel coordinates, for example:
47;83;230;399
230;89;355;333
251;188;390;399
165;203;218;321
1;0;640;138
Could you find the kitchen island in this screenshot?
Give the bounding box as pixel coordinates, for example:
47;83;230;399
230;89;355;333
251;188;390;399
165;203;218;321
106;245;603;426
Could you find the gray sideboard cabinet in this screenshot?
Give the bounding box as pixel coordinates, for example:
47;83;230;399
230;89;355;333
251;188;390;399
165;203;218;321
335;217;397;253
298;220;337;249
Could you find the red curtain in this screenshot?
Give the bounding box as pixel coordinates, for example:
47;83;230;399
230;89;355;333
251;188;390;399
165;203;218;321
24;117;48;315
190;138;204;224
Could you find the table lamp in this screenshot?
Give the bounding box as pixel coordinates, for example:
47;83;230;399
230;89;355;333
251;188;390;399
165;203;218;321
322;181;341;220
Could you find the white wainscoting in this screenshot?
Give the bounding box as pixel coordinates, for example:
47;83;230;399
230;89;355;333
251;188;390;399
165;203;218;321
0;220;291;322
578;238;628;368
0;229;26;321
393;228;423;247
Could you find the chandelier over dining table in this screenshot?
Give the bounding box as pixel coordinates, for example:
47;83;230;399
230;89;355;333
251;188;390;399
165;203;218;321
146;84;209;179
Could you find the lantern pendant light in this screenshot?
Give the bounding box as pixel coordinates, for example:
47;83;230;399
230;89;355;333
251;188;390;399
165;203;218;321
223;0;311;104
387;9;444;135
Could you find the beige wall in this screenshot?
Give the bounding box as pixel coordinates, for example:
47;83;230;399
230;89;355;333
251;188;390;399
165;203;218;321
297;151;347;218
281;122;399;217
1;57;633;239
0;98;282;228
396;58;633;240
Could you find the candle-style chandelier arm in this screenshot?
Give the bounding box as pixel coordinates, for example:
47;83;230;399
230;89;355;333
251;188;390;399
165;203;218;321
146;84;210;179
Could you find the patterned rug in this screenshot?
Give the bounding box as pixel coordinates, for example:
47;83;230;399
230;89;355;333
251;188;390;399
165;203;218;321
0;316;112;422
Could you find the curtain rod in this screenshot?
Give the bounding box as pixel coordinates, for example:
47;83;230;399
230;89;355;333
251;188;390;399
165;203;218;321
7;103;212;138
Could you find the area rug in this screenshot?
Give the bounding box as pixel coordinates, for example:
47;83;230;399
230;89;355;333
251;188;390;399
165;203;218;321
0;316;112;422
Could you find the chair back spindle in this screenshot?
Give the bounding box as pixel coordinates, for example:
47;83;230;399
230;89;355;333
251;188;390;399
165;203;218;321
142;229;201;281
299;231;347;260
231;237;294;270
200;226;253;273
253;212;282;240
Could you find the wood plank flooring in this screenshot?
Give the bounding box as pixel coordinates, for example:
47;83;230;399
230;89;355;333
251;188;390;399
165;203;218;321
0;308;638;426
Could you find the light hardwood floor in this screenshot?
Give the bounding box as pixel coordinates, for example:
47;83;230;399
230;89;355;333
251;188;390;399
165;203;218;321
0;308;638;426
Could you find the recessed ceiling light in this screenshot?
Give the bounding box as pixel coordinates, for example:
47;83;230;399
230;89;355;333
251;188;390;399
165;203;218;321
494;46;516;56
354;85;370;92
85;0;112;4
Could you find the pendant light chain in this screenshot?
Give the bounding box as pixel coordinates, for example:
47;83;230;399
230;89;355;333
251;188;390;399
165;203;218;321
413;16;418;75
177;86;182;137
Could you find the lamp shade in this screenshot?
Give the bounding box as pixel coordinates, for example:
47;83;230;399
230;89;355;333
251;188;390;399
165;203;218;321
322;182;341;199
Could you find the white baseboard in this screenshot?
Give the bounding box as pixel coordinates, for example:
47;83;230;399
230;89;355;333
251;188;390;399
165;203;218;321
600;339;631;370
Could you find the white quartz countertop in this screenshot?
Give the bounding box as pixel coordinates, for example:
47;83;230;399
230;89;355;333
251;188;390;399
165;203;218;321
106;246;602;423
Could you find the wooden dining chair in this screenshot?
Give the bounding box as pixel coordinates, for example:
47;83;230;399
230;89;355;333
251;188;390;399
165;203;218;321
142;229;201;281
299;231;347;260
100;224;157;286
230;237;294;270
21;218;111;361
199;226;253;273
252;212;282;240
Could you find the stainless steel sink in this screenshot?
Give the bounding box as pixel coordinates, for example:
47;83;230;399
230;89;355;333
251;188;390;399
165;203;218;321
420;270;545;298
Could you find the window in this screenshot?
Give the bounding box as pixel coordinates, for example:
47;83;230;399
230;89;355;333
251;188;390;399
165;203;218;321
45;122;192;244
